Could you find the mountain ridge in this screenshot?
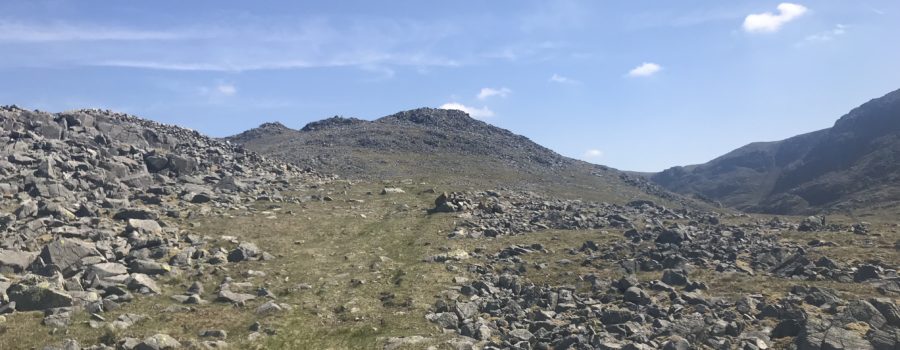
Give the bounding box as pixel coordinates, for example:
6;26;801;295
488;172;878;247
652;88;900;215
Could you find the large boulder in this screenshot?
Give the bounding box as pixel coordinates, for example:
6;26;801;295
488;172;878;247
128;273;162;294
166;154;196;175
0;249;37;273
6;283;73;311
869;298;900;327
227;242;261;262
113;208;158;221
134;333;181;350
127;219;162;235
656;229;688;245
797;319;874;350
85;262;129;280
38;238;103;277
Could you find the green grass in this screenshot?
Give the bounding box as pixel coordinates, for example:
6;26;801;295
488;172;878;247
3;180;897;349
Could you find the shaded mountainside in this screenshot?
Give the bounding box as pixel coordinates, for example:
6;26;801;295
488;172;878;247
653;88;900;215
228;107;688;206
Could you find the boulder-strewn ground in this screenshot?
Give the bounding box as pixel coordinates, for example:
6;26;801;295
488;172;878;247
0;105;896;350
0;106;328;349
424;191;899;349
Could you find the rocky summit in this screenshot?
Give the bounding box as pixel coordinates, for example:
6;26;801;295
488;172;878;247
226;107;680;206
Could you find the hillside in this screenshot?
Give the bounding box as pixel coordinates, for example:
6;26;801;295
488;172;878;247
1;106;897;350
228;107;683;205
652;88;900;215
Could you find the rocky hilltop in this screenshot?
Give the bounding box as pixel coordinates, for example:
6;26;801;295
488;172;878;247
653;88;900;215
228;107;685;206
0;106;325;348
228;107;570;176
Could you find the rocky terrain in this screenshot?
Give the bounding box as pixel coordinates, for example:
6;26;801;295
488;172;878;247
423;191;900;349
652;88;900;215
0;106;327;349
226;108;679;205
0;104;895;350
227;108;571;179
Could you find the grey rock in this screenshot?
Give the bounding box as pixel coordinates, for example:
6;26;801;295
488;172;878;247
135;333;181;350
508;328;534;342
256;300;283;315
624;287;651;305
869;298;900;327
656;229;688;245
85;262;128;279
216;290;256;305
855;265;884;282
127;219;162;235
127;273;162;294
7;284;73;311
428;312;459;329
198;329;227;339
0;249;37;273
661;269;689;286
661;336;691;350
38;238;102;277
227;242;261;262
797;319;873;350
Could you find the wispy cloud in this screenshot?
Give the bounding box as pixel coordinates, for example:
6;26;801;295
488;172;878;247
519;0;588;33
623;6;751;30
549;73;579;84
628;62;662;77
197;82;238;104
583;149;604;159
215;83;237;96
438;102;494;119
804;24;847;42
743;3;808;33
0;18;465;73
867;5;886;15
0;20;191;42
477;87;511;100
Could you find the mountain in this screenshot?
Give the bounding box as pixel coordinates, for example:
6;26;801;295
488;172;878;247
652;88;900;215
228;107;683;205
3;106;898;350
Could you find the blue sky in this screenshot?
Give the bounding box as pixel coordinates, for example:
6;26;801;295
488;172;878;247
1;1;898;172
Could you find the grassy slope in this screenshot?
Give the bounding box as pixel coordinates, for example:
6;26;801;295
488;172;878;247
2;180;896;349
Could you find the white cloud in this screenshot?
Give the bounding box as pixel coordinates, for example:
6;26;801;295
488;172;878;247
438;102;494;119
477;87;511;100
743;3;808;33
549;73;579;84
0;18;464;73
197;82;238;102
627;62;662;77
0;20;189;42
805;24;847;42
583;149;604;159
216;83;237;96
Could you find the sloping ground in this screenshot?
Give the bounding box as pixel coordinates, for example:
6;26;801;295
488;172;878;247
5;179;895;349
653;88;900;215
0;106;896;350
228;108;689;207
0;106;326;349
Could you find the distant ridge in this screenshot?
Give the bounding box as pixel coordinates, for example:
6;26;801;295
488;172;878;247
652;88;900;214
